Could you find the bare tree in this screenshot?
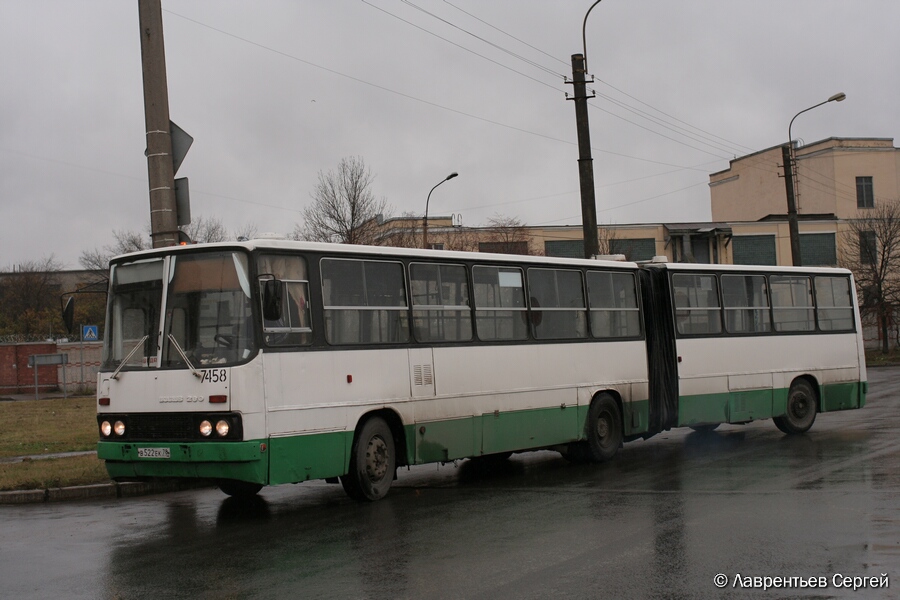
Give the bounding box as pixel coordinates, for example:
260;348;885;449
841;200;900;353
233;222;259;241
0;256;65;336
185;215;228;244
79;229;150;272
481;215;532;255
298;156;390;245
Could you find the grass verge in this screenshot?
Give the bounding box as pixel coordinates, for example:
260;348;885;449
0;397;111;491
0;455;109;492
0;397;98;458
865;348;900;367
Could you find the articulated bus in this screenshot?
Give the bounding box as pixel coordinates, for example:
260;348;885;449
91;240;866;500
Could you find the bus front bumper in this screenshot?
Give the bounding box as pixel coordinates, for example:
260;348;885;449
97;440;268;484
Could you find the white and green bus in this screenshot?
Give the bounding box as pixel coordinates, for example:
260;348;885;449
90;240;866;500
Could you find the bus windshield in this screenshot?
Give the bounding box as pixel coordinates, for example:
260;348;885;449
103;258;164;369
103;251;257;370
163;252;256;367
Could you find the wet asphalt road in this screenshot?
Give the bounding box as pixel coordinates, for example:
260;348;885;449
2;368;899;599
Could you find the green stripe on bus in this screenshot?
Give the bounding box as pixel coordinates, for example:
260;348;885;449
677;381;865;427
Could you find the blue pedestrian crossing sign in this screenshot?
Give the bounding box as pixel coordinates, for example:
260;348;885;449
82;325;99;341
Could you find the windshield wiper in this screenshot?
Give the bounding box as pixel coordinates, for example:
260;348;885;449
167;334;203;379
110;335;149;380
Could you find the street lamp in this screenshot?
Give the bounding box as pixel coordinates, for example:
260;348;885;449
782;92;846;266
423;172;458;249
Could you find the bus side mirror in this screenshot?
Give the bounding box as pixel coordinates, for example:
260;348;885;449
62;297;75;335
262;279;284;321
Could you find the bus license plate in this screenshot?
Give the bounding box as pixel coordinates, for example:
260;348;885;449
137;447;171;459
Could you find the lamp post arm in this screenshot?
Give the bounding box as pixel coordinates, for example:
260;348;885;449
423;172;458;249
424;181;443;227
581;0;603;75
788;100;828;147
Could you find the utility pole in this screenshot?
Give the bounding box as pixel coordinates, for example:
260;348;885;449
138;0;179;248
568;53;599;259
781;143;802;266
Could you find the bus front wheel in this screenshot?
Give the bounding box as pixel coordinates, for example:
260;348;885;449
584;393;624;462
774;379;817;434
341;417;396;501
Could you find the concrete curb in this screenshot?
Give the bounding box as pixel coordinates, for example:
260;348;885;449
0;479;214;505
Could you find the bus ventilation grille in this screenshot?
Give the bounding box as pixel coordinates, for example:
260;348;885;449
413;364;434;387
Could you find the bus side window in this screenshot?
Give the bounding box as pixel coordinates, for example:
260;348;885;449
321;258;410;345
473;265;528;341
587;271;641;338
770;275;814;332
257;254;313;346
528;268;587;340
722;274;770;334
815;276;854;331
672;273;722;336
410;263;472;343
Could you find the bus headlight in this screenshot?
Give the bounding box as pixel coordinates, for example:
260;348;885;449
113;421;126;436
100;421;112;437
199;420;213;437
215;420;230;437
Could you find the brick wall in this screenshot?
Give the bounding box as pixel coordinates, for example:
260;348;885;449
0;343;58;395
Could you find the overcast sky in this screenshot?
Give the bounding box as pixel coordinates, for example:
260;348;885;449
1;1;897;268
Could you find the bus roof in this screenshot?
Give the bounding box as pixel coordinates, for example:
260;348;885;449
110;239;642;270
644;261;853;276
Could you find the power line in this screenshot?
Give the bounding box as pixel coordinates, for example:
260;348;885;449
164;8;713;172
435;2;758;159
399;0;565;79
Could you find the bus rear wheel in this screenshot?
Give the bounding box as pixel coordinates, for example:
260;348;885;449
341;417;396;501
217;479;263;498
584;393;623;462
774;379;817;434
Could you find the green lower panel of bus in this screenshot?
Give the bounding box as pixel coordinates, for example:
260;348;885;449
677;380;866;427
410;404;585;464
267;431;352;485
408;399;650;464
99;440;269;484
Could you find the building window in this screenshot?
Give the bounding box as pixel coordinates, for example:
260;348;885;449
609;238;656;261
732;235;777;266
478;241;529;255
859;230;877;266
857;176;874;208
799;233;837;266
544;240;583;258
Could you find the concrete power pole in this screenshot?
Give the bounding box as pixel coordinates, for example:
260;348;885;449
781;143;802;266
138;0;179;248
568;53;599;259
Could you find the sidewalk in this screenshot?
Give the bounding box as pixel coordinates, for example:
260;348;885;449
0;450;213;505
